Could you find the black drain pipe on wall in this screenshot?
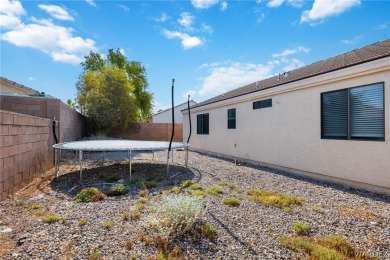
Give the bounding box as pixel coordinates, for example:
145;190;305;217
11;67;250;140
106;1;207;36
53;117;58;144
187;95;192;144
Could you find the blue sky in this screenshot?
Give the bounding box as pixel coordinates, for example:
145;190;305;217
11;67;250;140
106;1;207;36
1;0;389;113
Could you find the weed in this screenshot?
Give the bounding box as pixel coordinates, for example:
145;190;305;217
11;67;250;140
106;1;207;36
74;187;106;202
103;173;121;182
311;205;323;213
107;184;128;196
199;224;218;241
89;250;101;260
131;210;141;220
218;181;228;186
150;194;205;238
136;203;146;211
16;200;25;206
31;203;42;210
78;218;87;226
180;180;194;188
267;225;273;232
206;186;224;196
188;189;206;197
136;181;147;190
189;183;202;190
247;189;302;209
124;240;134;250
102;220;112;230
145;180;158;188
292;221;310;235
122;212;129;221
43;213;60;223
223;197;240;207
130;253;137;260
163;189;172;195
280;235;366;259
138;197;148;204
338;205;383;221
138;189;150;197
171;186;181;194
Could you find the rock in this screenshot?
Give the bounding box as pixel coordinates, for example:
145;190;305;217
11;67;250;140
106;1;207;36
1;227;13;233
17;236;27;246
117;179;125;183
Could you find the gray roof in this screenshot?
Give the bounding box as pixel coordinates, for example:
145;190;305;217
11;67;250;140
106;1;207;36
191;39;390;110
0;76;41;95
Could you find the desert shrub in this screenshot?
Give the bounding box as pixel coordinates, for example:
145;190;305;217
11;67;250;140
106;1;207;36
206;186;224;196
150;194;205;238
222;197;240;207
102;220;112;230
317;235;356;256
188;190;206;197
189;183;202;190
131;210;141;220
199;224;218;241
124;240;134;250
107;184;128;196
79;218;87;226
31;203;42;210
138;197;148;204
171;186;181;194
75;187;106;202
248;189;302;209
43;213;60;223
136;181;147;190
138;189;150;197
145;180;158;188
292;221;310;235
180;180;194;188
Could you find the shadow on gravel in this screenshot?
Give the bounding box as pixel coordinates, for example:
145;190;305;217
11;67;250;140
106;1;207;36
207;210;259;256
50;162;199;197
198;151;390;204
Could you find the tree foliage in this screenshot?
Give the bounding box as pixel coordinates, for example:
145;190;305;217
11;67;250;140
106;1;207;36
76;49;153;132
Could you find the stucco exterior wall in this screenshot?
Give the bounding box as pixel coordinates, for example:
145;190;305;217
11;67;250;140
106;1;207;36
153;101;196;123
183;58;390;192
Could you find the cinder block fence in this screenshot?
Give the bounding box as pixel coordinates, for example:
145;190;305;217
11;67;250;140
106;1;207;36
0;110;53;200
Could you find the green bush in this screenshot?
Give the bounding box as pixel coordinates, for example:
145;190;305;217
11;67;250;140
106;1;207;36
199;224;218;241
180;180;194;188
75;187;106;202
206;186;224;196
248;189;302;209
107;184;128;196
150;195;205;238
189;183;202;190
103;173;121;182
222;197;240;207
292;221;310;235
43;213;60;223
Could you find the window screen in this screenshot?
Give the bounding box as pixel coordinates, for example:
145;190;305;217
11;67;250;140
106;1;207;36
228;108;236;129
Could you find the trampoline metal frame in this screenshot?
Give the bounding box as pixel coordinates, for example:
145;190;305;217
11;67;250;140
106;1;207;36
53;141;189;182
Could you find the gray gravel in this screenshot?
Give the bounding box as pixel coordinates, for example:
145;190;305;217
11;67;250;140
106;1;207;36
0;149;389;259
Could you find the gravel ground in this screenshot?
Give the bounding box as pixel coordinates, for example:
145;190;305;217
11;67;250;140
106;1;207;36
0;149;389;259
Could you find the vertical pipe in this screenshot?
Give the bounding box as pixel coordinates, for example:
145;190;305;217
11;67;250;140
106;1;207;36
167;78;175;177
79;150;83;183
187;95;192;144
128;150;132;182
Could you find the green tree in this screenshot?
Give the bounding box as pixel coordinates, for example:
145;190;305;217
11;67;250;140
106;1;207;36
76;49;153;132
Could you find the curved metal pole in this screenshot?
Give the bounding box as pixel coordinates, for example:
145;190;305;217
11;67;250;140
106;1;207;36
167;79;175;176
187;94;192;144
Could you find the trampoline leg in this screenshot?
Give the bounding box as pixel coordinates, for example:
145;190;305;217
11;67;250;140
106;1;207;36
172;150;174;163
185;147;188;169
152;151;155;161
128;150;132;182
79;150;83;183
102;151;105;165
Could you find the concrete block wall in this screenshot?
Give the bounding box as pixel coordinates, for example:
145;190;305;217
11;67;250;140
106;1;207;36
0;110;53;200
110;123;184;142
0;96;85;143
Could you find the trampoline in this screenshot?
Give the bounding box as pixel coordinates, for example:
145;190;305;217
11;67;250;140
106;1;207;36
53;140;189;182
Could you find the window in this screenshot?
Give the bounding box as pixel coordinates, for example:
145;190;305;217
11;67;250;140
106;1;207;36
253;99;272;109
228;108;236;129
197;113;209;134
321;83;384;140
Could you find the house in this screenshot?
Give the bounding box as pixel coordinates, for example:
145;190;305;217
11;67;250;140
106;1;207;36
182;39;390;194
0;76;44;96
153;100;196;123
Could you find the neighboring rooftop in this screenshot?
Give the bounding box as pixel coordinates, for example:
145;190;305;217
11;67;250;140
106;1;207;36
191;38;390;110
0;77;53;98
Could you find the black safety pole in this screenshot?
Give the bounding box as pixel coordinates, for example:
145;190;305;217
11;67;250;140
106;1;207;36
187;95;192;144
167;79;175;176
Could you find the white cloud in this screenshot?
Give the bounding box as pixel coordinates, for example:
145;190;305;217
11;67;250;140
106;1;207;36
178;12;195;30
155;12;169;22
267;0;285;8
196;62;275;97
153;101;170;114
257;13;265;23
301;0;360;25
85;0;97;7
0;0;26;29
162;29;204;49
119;48;126;55
201;23;213;33
375;23;388;31
272;46;310;57
1;17;97;64
117;4;130;12
220;1;228;11
28;76;35;81
287;0;304;8
340;36;361;45
38;4;74;21
282;58;304;71
191;0;219;9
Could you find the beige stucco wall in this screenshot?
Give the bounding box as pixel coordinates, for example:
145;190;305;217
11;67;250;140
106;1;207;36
183;57;390;192
153;101;196;123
